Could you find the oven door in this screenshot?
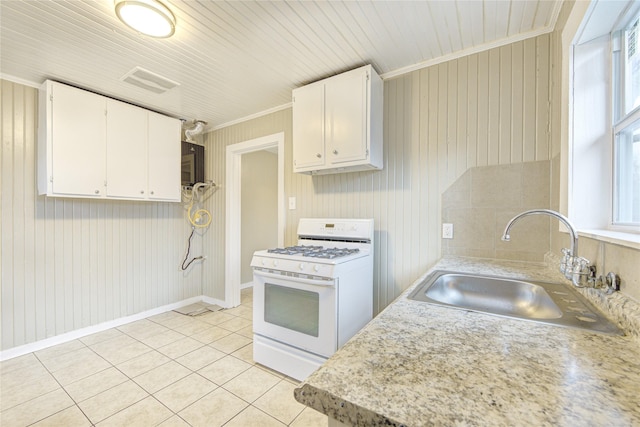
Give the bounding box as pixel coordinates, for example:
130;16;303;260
252;268;337;358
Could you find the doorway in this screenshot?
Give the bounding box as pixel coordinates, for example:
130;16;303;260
225;132;285;307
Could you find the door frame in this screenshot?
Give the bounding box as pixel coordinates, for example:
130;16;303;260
225;132;285;307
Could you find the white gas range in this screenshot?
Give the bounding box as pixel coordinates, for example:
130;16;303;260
250;218;374;381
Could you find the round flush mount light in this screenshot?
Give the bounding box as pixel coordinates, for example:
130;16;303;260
115;0;176;38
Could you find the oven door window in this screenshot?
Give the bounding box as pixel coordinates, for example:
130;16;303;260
264;283;319;337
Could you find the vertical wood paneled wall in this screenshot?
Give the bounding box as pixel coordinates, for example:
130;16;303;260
203;34;553;315
1;80;203;351
201;111;293;300
0;32;554;351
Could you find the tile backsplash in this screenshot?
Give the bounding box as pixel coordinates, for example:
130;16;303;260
442;160;552;262
442;157;639;303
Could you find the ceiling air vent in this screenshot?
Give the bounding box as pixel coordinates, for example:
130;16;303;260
119;66;180;94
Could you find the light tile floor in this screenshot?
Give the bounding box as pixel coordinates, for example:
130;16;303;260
0;288;328;427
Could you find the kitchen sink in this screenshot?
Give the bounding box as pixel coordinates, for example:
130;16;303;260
408;271;623;335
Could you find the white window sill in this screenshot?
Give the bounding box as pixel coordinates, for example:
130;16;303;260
578;229;640;250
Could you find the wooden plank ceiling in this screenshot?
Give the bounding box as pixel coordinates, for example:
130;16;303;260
0;0;561;129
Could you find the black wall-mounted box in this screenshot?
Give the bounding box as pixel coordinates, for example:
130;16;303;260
181;141;205;186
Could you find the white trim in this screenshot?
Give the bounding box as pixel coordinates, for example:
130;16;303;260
241;281;254;290
210;103;292;131
225;132;285;308
381;25;557;80
579;229;640;249
614;103;640;130
566;7;614;232
0;295;226;362
0;73;41;88
559;3;591;222
201;295;228;307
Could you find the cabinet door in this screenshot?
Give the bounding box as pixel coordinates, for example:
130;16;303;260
106;99;148;199
51;83;106;196
325;69;368;164
293;83;325;170
148;112;180;201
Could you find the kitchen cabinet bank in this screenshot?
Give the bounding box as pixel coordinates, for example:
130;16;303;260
293;64;383;175
37;80;181;202
294;257;640;426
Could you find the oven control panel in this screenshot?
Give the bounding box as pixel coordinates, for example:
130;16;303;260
297;218;373;240
251;255;336;278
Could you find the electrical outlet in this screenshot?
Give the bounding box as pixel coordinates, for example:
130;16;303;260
288;197;296;210
442;223;454;239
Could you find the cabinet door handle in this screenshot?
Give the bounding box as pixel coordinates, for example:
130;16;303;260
95;190;100;194
316;153;322;158
333;149;338;155
150;191;154;195
140;190;145;194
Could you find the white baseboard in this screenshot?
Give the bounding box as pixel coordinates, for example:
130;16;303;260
201;295;229;307
240;281;254;290
0;295;227;362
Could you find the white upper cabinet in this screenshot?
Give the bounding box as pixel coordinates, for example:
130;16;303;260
106;99;148;199
292;83;325;170
39;81;107;197
292;64;383;175
325;69;368;164
148;112;180;201
38;80;181;202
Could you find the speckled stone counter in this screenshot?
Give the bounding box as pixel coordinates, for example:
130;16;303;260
294;257;640;427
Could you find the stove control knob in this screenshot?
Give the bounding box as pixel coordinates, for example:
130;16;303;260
261;259;266;266
313;265;320;272
273;260;278;267
299;263;305;270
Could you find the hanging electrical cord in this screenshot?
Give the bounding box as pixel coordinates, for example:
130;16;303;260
181;180;217;270
187;200;212;228
181;227;202;271
182;181;216;204
182;181;216;227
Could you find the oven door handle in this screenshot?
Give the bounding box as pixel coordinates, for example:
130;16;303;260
253;269;336;287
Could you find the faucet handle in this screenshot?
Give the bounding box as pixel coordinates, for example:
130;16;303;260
560;248;573;278
591;272;621;294
571;257;592;287
605;272;621;294
576;256;590;266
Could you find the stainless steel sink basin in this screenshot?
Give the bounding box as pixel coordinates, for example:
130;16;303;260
408;271;623;335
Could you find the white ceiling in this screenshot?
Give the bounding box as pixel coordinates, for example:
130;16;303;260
0;0;562;130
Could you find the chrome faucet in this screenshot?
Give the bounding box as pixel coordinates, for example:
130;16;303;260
501;209;591;287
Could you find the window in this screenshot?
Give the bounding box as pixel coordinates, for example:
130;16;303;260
613;118;640;224
566;0;640;246
613;13;640;227
621;17;640;116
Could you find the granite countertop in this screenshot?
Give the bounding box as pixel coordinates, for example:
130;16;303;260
294;256;640;426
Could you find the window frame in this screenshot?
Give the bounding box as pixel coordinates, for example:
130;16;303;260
611;9;640;231
565;0;640;247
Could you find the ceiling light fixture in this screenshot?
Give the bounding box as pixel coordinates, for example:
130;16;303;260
114;0;176;38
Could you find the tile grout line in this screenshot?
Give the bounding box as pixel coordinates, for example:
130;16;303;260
28;350;96;426
3;291;316;427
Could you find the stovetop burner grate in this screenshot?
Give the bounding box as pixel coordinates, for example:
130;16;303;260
267;245;360;259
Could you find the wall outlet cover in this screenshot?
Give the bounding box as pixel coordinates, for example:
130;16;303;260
442;223;454;239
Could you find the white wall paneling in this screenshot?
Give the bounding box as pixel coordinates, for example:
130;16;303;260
6;4;639;353
1;33;554;351
203;34;553;315
1;80;204;353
